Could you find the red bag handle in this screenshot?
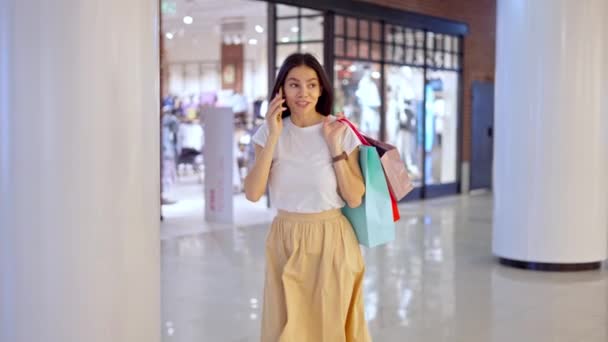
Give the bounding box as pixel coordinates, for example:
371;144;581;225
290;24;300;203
337;118;371;146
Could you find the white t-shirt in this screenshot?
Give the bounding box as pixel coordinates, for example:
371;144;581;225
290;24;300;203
179;123;203;151
252;116;361;213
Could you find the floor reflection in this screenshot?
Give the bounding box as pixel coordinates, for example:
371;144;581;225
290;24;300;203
161;193;608;342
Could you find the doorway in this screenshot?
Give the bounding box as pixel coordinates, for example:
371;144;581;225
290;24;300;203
470;81;494;190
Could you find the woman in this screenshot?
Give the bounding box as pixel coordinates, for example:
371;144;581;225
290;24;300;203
244;53;371;342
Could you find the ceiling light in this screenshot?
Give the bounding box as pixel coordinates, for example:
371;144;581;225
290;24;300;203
281;37;290;43
165;32;174;40
255;25;264;33
348;65;357;72
248;38;258;45
290;26;299;33
183;16;194;25
371;71;381;79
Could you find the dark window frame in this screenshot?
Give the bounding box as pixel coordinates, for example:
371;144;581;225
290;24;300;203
267;0;467;200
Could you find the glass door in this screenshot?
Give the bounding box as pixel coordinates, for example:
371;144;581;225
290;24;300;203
384;65;425;188
424;71;459;187
422;32;462;198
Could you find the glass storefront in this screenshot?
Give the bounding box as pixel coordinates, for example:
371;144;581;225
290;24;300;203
160;0;467;219
329;14;463;198
161;0;271;216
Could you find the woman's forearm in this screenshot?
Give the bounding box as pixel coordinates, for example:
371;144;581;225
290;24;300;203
333;150;365;208
244;135;279;202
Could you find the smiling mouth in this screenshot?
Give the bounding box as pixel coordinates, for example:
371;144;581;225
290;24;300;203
295;101;310;107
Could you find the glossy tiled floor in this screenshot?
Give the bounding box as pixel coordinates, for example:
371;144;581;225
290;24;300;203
161;185;608;342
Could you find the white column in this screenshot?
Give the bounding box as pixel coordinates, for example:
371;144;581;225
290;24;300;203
0;1;161;342
493;0;608;264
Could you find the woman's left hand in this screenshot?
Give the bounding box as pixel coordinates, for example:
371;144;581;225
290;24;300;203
322;112;347;156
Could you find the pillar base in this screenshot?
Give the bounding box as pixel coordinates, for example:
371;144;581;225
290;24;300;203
498;257;602;272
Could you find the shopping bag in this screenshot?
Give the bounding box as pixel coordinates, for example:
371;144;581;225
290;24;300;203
363;136;414;201
342;145;396;248
338;118;401;221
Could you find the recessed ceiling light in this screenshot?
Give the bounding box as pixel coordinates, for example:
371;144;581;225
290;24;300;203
255;25;264;33
290;26;299;33
183;16;194;25
248;38;258;45
281;37;290;43
165;32;174;40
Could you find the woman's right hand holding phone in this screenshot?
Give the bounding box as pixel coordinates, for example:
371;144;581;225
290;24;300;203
267;87;286;137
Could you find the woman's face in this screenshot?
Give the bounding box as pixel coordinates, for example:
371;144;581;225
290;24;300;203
283;65;322;117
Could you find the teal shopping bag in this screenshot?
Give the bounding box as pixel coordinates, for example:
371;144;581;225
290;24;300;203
342;145;396;248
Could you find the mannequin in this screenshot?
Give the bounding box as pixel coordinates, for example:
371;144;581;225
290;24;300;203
390;66;421;181
355;67;381;138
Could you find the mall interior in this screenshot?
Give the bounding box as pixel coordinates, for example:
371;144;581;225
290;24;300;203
1;0;607;341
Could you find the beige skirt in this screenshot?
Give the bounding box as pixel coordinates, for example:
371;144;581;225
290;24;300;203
261;209;371;342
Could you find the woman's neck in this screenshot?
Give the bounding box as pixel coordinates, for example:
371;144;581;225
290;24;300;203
290;110;324;128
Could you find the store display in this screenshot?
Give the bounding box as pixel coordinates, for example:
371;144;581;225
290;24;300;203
355;68;381;138
160;3;463;206
385;66;423;184
335;61;382;139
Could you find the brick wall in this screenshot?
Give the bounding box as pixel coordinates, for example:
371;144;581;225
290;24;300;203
360;0;496;162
